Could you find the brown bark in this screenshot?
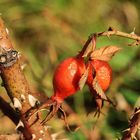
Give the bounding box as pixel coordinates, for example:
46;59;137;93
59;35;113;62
0;18;51;140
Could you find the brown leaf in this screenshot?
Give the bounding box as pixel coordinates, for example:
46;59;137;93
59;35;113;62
82;42;93;58
90;46;122;61
92;77;107;100
82;36;96;58
79;65;89;90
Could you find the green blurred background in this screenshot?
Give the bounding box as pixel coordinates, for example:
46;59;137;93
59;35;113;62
0;0;140;140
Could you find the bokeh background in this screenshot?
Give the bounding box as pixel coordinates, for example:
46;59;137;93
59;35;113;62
0;0;140;140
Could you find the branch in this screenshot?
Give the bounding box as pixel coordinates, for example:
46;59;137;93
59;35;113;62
97;27;140;41
84;27;140;51
121;107;140;140
0;18;51;140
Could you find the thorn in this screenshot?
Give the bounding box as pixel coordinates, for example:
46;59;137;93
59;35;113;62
40;130;44;136
108;26;115;31
15;120;24;130
20;64;27;70
51;131;63;140
130;27;136;35
131;133;137;140
5;28;9;35
130;108;140;119
20;94;26;102
13;97;22;110
122;128;130;133
17;52;21;59
134;109;140;114
28;94;40;107
32;134;36;140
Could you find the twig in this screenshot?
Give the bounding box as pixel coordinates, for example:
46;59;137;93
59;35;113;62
97;27;140;41
121;107;140;140
88;27;140;46
0;18;51;139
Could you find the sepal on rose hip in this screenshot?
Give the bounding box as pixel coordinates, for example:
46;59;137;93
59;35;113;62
90;45;122;61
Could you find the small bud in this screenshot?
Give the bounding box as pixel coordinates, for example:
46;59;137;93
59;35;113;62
28;94;40;107
15;120;24;130
13;97;22;110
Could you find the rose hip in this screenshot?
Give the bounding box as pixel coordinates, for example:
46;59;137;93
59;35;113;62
51;56;85;103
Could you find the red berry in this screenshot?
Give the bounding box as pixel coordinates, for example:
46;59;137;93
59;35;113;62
51;57;85;103
87;60;112;92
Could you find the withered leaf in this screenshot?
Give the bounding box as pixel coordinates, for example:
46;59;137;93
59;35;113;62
82;42;93;58
79;65;89;90
90;46;122;61
92;77;107;100
82;36;96;58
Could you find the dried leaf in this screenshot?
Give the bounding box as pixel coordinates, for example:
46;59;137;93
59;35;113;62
92;77;107;100
82;42;93;57
79;65;89;90
90;46;122;61
82;36;96;57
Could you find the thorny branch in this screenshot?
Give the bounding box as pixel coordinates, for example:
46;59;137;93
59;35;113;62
0;18;51;139
121;107;140;140
86;27;140;50
97;27;140;41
